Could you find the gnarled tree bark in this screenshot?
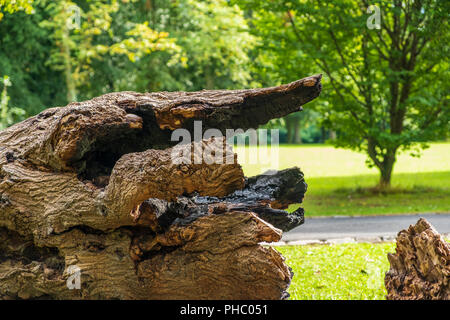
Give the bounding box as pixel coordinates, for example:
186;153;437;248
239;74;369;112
0;75;321;299
385;218;450;300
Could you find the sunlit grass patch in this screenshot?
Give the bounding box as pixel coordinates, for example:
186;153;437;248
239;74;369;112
276;242;396;300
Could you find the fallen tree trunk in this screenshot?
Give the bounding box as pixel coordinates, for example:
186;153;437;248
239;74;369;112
385;218;450;300
0;75;321;299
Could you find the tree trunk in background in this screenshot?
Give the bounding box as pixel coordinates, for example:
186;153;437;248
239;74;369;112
385;218;450;300
379;165;393;188
205;66;215;90
285;116;294;143
0;75;321;299
62;24;77;103
293;121;302;144
368;139;396;189
328;130;336;140
285;116;301;144
377;152;396;189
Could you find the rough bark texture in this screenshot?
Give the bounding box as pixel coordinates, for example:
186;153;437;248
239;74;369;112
0;75;321;300
385;218;450;300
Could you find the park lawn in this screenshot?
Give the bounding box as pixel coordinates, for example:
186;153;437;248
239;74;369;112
236;142;450;216
291;171;450;216
276;242;396;300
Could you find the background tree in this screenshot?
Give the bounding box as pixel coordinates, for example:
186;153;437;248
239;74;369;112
123;0;257;92
237;0;450;188
239;6;326;144
1;0;180;114
282;110;323;144
0;0;36;125
40;0;181;103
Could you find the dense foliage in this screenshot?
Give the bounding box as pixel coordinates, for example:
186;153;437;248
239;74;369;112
0;0;256;113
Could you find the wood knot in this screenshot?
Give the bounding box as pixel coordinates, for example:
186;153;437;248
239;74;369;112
5;151;15;163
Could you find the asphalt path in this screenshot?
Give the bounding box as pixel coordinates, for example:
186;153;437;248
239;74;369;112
282;213;450;242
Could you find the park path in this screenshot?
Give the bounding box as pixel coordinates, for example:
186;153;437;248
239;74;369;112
280;213;450;244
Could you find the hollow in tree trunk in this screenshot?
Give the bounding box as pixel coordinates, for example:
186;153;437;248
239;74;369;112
377;152;396;189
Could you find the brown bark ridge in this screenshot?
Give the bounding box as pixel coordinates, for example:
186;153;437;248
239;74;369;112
385;218;450;300
0;75;321;300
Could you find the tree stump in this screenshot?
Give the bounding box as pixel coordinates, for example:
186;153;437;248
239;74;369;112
0;75;322;299
385;218;450;300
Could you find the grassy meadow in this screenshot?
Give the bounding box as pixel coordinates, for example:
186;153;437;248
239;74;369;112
276;243;395;300
236;142;450;216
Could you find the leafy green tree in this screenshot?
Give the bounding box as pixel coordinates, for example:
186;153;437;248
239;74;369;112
0;6;68;116
0;0;61;120
0;0;35;118
176;0;257;89
237;0;449;188
235;5;324;145
40;0;181;102
123;0;257;92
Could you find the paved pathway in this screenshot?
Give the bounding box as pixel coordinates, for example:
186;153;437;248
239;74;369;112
281;213;450;244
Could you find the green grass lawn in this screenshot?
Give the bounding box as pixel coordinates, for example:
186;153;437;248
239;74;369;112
291;171;450;216
276;243;396;300
236;142;450;216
